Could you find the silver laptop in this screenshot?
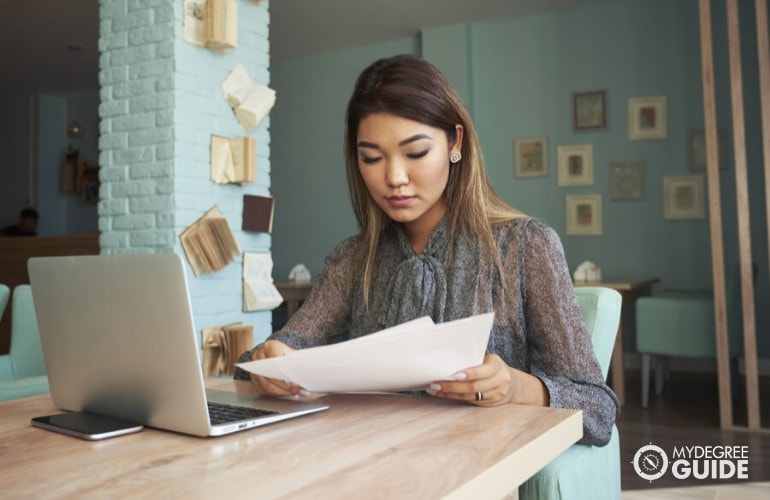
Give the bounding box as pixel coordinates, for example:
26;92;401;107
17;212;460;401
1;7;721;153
27;253;328;437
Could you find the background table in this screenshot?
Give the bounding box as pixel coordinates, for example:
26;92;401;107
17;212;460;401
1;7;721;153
274;281;313;318
0;380;582;499
575;278;660;405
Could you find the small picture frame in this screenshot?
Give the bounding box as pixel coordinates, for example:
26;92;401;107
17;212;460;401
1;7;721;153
557;145;594;186
663;175;705;220
514;137;548;178
80;168;100;204
628;96;667;140
609;161;645;200
573;90;607;131
687;128;727;170
566;194;603;236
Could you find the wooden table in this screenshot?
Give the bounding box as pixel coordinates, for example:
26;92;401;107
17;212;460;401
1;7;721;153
0;380;582;499
274;281;314;318
575;278;660;405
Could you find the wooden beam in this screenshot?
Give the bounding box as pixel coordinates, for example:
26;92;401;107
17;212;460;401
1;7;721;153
757;0;770;285
726;0;760;430
699;0;732;429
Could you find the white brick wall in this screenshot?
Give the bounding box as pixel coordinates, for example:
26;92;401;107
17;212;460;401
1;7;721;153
99;0;274;344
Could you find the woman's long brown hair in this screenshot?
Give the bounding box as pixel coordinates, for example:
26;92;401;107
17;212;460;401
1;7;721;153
344;54;526;305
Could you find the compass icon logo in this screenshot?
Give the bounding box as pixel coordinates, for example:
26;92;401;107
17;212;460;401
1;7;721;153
633;443;669;481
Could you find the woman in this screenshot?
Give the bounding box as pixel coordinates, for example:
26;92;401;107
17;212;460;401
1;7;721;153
236;54;618;446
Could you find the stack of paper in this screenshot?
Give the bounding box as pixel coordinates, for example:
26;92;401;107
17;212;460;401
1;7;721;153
236;313;494;393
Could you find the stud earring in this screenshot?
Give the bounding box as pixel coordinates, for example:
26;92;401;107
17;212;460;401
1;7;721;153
450;152;462;164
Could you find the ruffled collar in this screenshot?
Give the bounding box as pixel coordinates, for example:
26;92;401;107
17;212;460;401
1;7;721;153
380;217;451;327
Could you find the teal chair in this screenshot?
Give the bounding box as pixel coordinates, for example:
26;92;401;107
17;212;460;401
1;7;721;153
635;267;747;407
520;286;622;500
0;284;9;322
0;285;49;402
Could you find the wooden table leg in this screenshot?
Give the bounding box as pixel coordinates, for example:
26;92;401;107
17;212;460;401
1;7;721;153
286;300;299;319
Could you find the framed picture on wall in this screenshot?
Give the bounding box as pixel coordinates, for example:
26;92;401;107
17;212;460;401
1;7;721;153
557;144;593;186
609;161;645;200
628;96;667;140
663;175;705;220
572;90;607;131
687;128;727;170
566;194;602;236
513;137;548;178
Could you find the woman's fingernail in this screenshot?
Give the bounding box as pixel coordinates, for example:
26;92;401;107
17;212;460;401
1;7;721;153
299;389;311;397
427;383;441;396
453;372;467;381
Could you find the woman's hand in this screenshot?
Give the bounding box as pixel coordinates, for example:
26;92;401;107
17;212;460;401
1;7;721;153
426;354;549;407
248;340;308;397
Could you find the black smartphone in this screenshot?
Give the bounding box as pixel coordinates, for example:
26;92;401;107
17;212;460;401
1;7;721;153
31;412;144;441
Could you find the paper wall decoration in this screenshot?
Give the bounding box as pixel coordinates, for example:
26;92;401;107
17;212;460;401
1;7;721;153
183;0;237;50
201;323;253;376
242;194;274;233
221;64;276;132
211;135;256;184
242;252;284;312
179;205;241;276
206;0;237;50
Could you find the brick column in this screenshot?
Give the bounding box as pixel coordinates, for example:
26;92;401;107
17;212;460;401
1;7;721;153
99;0;273;342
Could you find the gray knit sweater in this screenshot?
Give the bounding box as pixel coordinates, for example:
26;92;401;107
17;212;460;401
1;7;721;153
236;216;619;446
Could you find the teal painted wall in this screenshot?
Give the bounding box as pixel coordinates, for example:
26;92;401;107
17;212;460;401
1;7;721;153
270;0;768;358
472;0;718;285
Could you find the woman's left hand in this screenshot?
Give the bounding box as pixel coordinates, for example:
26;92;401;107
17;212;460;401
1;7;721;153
426;354;549;407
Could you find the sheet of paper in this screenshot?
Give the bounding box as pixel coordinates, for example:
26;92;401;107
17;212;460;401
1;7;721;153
236;313;494;392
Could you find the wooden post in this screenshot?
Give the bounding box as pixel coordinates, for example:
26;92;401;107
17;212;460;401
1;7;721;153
726;0;760;430
757;0;770;285
698;0;733;429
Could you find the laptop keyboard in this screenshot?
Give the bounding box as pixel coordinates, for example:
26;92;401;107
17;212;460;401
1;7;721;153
207;402;278;425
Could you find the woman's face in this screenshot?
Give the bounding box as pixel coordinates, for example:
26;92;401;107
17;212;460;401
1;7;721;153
356;112;462;243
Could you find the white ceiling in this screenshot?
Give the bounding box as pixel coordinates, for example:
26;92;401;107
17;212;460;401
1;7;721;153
1;0;613;93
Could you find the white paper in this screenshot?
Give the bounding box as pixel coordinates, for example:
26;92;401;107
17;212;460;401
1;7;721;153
236;313;494;392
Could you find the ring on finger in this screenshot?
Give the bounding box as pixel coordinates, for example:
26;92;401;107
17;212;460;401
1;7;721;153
476;391;483;401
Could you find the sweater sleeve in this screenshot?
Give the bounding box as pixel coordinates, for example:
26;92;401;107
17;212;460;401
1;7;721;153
517;221;619;446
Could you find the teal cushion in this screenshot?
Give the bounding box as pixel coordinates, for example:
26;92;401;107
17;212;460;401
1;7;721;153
520;425;620;500
636;296;742;357
10;285;46;379
0;375;49;402
519;287;621;499
0;284;10;322
0;355;13;380
574;287;621;380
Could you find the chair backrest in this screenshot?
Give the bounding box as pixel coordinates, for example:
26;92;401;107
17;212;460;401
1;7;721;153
574;287;622;381
0;284;9;323
9;285;46;379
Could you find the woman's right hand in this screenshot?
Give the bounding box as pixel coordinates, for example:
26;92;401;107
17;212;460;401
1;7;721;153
248;340;304;396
